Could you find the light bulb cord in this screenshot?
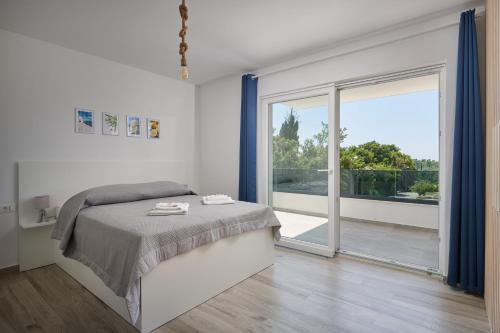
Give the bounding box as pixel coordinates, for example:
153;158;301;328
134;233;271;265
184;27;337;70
179;0;189;79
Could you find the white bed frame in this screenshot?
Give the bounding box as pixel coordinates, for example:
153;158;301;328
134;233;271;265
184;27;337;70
18;161;275;332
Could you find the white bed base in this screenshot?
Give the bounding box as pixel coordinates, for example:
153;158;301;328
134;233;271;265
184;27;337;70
58;228;274;332
18;161;276;333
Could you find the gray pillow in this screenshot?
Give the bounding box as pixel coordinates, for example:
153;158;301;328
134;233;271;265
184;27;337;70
85;181;194;206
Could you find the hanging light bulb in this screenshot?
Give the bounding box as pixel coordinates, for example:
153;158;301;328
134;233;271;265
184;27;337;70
179;0;189;80
180;65;189;80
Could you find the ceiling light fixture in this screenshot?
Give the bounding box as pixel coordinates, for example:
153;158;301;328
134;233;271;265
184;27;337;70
178;0;189;80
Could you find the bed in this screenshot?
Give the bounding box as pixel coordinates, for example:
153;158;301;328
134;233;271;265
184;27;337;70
17;161;280;333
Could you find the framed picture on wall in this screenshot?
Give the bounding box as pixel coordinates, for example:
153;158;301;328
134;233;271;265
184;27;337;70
102;112;119;136
75;108;95;134
126;115;141;137
147;118;160;139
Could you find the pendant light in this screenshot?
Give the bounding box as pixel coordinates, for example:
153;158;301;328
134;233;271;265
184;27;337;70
179;0;189;80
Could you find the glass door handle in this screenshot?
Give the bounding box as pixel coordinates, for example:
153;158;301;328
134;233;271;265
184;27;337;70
329;169;333;175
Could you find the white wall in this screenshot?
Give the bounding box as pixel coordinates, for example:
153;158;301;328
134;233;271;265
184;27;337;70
272;192;439;230
341;197;438;229
197;75;242;199
0;29;197;269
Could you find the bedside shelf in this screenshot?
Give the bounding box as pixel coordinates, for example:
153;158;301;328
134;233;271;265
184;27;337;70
20;219;56;229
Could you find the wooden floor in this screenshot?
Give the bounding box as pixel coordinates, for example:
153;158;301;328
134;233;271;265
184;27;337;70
0;248;490;333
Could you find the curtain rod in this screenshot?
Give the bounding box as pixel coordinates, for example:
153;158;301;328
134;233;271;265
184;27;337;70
242;73;258;79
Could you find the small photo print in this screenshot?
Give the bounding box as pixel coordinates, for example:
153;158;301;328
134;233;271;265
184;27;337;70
147;119;160;139
75;108;95;134
126;115;141;137
102;112;119;136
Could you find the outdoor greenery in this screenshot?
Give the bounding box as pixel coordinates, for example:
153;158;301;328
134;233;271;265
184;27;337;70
273;110;439;199
278;109;299;142
273;110;420;171
414;159;439;171
340;141;416;170
410;180;439;196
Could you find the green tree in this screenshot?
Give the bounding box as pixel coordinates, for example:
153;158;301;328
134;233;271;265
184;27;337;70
339;141;416;170
273;136;300;169
272;120;438;199
309;122;347;147
411;180;439;196
296;122;347;170
300;138;326;169
279;109;299;142
414;159;439;171
339;127;348;145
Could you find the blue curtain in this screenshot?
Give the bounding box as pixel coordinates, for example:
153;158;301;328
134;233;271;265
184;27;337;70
448;9;485;295
239;74;258;202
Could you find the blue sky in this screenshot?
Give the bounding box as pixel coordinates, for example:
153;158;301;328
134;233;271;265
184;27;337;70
272;90;439;160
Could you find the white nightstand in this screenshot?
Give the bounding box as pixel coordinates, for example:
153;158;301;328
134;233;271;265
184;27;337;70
18;218;62;271
20;218;56;230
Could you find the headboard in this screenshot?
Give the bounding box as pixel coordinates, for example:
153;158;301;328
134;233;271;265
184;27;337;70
17;160;188;270
18;160;189;226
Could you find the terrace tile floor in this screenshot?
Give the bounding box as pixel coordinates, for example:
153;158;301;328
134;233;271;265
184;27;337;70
275;210;439;269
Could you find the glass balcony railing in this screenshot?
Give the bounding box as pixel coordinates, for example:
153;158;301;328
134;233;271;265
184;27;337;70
272;168;439;205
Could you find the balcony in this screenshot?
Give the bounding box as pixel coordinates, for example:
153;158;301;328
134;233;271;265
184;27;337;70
272;168;439;269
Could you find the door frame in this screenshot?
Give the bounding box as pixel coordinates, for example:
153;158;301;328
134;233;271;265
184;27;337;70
333;64;446;273
258;63;447;274
258;86;337;257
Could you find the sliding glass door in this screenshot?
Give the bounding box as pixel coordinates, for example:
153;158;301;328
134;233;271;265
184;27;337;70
266;92;335;256
336;72;442;272
263;67;443;268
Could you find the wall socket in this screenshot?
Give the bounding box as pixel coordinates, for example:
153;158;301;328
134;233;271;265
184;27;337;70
0;204;15;214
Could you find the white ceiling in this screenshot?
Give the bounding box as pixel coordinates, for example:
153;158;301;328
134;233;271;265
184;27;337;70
0;0;478;84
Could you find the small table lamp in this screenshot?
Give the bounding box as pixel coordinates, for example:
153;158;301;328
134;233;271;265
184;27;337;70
34;195;50;222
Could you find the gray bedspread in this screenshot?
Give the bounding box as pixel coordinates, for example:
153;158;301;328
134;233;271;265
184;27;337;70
51;182;281;324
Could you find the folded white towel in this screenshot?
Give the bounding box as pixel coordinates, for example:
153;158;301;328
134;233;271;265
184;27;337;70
148;203;189;215
156;202;189;209
202;197;235;205
147;209;187;216
204;194;231;201
156;202;178;208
